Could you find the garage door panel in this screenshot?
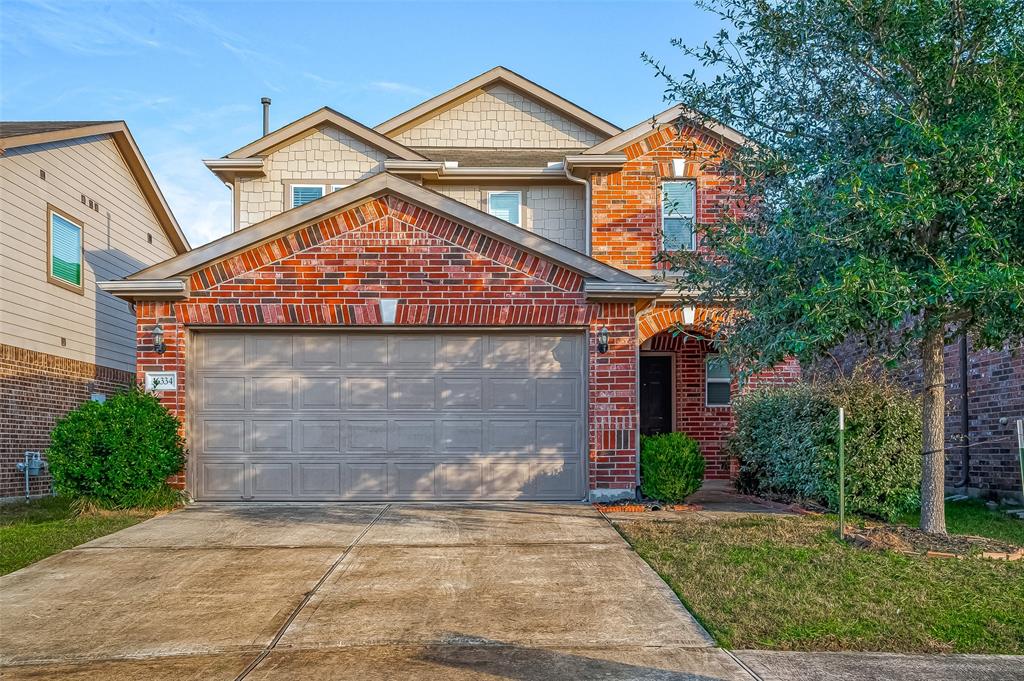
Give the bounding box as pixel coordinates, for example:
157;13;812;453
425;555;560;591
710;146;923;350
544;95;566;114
192;331;585;501
298;463;342;496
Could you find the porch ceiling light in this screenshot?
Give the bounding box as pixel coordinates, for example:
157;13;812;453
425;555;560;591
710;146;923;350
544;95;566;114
596;326;610;354
682;306;696;326
151;324;166;355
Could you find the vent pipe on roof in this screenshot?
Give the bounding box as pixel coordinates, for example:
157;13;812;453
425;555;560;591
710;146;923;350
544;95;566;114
261;97;272;136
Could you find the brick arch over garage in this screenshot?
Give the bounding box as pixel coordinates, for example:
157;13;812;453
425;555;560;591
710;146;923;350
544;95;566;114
637;306;724;345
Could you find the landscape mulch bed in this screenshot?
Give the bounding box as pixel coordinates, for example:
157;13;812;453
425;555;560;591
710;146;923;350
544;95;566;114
593;501;702;513
849;523;1023;560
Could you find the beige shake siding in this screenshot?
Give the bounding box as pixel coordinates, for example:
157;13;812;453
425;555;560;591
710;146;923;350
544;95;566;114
0;134;177;372
236;127;388;229
427;183;585;252
393;84;606;148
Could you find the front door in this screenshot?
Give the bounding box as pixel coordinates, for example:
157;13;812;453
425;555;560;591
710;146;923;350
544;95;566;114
639;354;673;436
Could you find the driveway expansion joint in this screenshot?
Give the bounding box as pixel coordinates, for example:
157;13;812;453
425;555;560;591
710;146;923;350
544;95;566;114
233;503;392;681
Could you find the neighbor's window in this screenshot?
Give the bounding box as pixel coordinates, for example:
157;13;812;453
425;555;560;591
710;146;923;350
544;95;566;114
706;355;731;407
487;191;522;227
291;184;325;208
661;180;696;251
47;206;83;292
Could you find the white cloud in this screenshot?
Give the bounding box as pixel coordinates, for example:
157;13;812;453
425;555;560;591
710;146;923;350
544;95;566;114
147;146;232;247
368;81;429;97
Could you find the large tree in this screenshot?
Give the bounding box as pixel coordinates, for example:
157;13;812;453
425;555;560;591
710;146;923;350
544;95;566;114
646;0;1024;533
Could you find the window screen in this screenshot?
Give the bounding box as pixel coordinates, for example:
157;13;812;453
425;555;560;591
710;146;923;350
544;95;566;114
662;180;696;251
50;210;82;287
488;191;522;227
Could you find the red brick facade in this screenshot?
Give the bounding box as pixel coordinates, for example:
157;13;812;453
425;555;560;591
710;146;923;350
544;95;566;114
135;195;639;494
591;124;741;271
1;344;134;498
588;124;801;481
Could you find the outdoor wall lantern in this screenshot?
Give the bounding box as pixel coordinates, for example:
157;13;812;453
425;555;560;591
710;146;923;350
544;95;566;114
596;326;610;354
152;324;166;355
682;306;696;326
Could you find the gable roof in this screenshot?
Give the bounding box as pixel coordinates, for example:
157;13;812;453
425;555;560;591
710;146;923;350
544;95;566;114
583;104;751;155
375;66;622;140
126;172;646;288
223;107;427;161
0;120;189;254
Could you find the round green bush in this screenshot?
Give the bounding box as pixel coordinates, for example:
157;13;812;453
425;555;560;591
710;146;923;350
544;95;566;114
48;387;186;508
640;432;706;503
729;371;922;520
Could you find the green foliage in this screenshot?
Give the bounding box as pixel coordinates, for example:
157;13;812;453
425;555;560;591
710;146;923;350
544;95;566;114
48;387;186;508
731;374;922;520
640;432;706;503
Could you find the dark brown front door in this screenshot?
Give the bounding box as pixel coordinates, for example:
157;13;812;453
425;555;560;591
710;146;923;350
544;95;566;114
640;355;673;436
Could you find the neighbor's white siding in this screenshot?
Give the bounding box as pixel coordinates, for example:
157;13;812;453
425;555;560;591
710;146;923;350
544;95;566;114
427;182;586;252
394;84;605;149
0;135;177;372
236;126;388;229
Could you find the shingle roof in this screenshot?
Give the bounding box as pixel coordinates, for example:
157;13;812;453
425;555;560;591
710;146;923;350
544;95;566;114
0;121;119;139
412;147;586;168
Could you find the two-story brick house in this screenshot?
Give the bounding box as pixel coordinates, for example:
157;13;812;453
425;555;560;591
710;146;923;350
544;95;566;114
101;67;797;502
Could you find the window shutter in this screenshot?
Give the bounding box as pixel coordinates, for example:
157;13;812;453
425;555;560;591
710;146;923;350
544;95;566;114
51;213;82;286
488;192;521;226
292;185;324;207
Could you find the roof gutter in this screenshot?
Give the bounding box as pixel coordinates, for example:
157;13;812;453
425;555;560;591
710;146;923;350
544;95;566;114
98;279;188;302
584;280;667;300
563;160;592;256
383;159;568;180
203;158;266;181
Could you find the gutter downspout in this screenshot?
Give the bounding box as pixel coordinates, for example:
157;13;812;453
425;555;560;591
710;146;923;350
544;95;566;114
564;161;592;256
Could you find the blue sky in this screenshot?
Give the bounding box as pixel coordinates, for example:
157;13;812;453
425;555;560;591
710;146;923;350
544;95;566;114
1;0;719;246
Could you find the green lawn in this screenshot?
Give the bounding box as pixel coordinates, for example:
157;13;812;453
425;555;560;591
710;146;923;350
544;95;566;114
616;503;1024;654
0;497;156;576
898;499;1024;546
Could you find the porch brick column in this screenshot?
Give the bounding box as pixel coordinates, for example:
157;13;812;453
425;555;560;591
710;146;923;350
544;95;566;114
587;302;639;499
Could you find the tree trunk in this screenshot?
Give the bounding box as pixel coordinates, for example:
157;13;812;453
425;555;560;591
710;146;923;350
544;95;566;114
920;317;948;535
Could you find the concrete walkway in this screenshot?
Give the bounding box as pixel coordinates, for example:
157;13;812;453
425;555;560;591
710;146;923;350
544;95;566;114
1;502;1018;680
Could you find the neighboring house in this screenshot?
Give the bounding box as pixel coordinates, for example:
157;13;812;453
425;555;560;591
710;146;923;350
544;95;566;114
825;339;1023;502
0;121;189;499
102;67;798;502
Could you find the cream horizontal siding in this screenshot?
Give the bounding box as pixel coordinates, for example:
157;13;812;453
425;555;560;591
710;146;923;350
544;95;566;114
236;126;388;229
394;85;605;149
426;182;586;252
0;134;177;372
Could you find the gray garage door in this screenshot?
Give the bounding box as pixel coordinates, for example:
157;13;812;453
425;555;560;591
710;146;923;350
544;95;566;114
191;331;586;501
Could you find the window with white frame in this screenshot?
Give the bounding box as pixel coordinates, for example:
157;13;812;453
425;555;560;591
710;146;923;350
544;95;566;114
661;180;696;251
289;183;350;208
291;184;324;208
487;191;522;227
706;355;731;406
47;205;84;292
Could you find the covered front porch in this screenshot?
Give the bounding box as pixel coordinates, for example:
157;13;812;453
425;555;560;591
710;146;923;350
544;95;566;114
635;305;800;480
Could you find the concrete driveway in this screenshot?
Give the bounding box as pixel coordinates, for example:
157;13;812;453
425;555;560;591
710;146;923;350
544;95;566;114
0;502;750;680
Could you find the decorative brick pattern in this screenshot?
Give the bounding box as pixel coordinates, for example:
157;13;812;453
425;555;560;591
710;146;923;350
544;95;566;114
589;303;639;490
394;84;605;149
1;344;134;498
134;194;638;494
590;125;741;271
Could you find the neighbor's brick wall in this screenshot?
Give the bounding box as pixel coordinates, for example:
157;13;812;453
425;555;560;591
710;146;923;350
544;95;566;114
0;344;133;498
647;330;801;479
825;338;1023;496
590;124;741;272
135;196;639;493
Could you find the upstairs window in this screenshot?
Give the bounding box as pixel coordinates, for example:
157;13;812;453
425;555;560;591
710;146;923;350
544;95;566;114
706;355;731;407
47;205;84;293
661;180;696;251
291;184;325;208
487;191;522;227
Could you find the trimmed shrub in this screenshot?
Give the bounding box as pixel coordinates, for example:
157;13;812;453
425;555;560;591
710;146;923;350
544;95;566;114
640;432;705;503
730;372;921;520
48;387;186;508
